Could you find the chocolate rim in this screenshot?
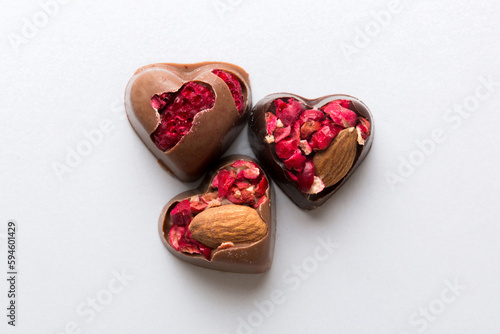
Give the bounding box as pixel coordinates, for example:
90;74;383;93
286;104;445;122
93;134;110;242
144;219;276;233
249;93;374;211
158;155;276;273
125;62;252;182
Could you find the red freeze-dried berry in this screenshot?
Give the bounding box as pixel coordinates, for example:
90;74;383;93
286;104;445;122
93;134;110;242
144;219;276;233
357;117;371;139
297;160;315;192
169;225;212;259
291;121;301;143
273;125;291;143
232;160;259;169
254;176;268;197
321;100;357;128
300;109;325;123
151;82;215;151
274;98;305;127
227;186;255;205
189;196;208;214
309;125;340;150
300;120;322;139
212;169;236;197
265;113;278;135
285;170;298;183
284;151;307;172
170;199;192;226
253;195;267;208
275;138;299;160
212;69;245;114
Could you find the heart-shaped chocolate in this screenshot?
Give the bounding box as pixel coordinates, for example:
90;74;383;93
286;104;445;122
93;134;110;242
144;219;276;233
158;155;275;273
125;62;251;182
249;93;374;210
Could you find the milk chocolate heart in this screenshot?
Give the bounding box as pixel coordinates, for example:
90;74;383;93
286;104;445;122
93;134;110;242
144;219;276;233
249;94;374;210
125;62;251;182
158;155;275;273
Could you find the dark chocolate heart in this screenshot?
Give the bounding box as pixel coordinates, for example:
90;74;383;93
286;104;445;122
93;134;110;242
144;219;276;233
125;62;251;182
249;93;374;210
158;155;275;273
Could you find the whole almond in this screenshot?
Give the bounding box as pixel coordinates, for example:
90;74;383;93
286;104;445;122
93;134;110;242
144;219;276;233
313;127;358;188
188;205;268;248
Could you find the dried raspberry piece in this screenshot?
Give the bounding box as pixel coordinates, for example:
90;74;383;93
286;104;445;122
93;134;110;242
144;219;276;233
253;195;267;208
170;200;192;226
241;168;261;180
297;160;315;192
212;69;245;114
291;121;301;143
309;124;342;151
169;225;211;259
285;170;298;183
274;98;305;127
273;125;291;143
321;100;357;128
300;109;325;123
284;151;307;172
213;170;236;197
227;186;255;205
254;176;268;197
265;113;278;136
189;196;208;214
275;138;299;160
232;160;259;169
357;117;370;139
300;120;322;139
151;82;215;151
235;181;252;189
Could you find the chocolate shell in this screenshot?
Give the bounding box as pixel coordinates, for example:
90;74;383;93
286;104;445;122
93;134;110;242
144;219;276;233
158;155;276;273
249;93;374;211
125;62;251;182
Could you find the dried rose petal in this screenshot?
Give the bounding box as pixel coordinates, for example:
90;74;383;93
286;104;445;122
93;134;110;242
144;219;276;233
151;82;215;151
212;69;245;114
274;98;305;126
284;151;307;172
300;120;322;139
265;112;278;135
300;109;325;123
170;200;192;226
273;125;291;143
321;100;357;128
297;160;315;192
275;138;299;160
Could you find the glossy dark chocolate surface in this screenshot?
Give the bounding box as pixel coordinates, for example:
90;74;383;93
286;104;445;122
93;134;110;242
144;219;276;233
158;155;276;273
249;93;374;211
125;62;251;182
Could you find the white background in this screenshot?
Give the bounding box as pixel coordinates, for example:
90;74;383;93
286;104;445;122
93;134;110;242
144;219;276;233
1;0;500;333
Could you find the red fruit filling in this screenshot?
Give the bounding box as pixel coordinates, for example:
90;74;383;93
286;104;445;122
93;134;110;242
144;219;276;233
151;82;215;151
264;97;370;194
212;69;245;115
274;98;305;126
321;100;357;128
169;160;269;260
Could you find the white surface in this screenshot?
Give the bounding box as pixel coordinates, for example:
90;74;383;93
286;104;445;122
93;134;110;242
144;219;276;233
1;0;500;333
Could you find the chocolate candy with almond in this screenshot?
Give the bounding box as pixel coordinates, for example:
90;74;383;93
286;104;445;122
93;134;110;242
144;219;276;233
249;93;374;210
158;155;275;273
